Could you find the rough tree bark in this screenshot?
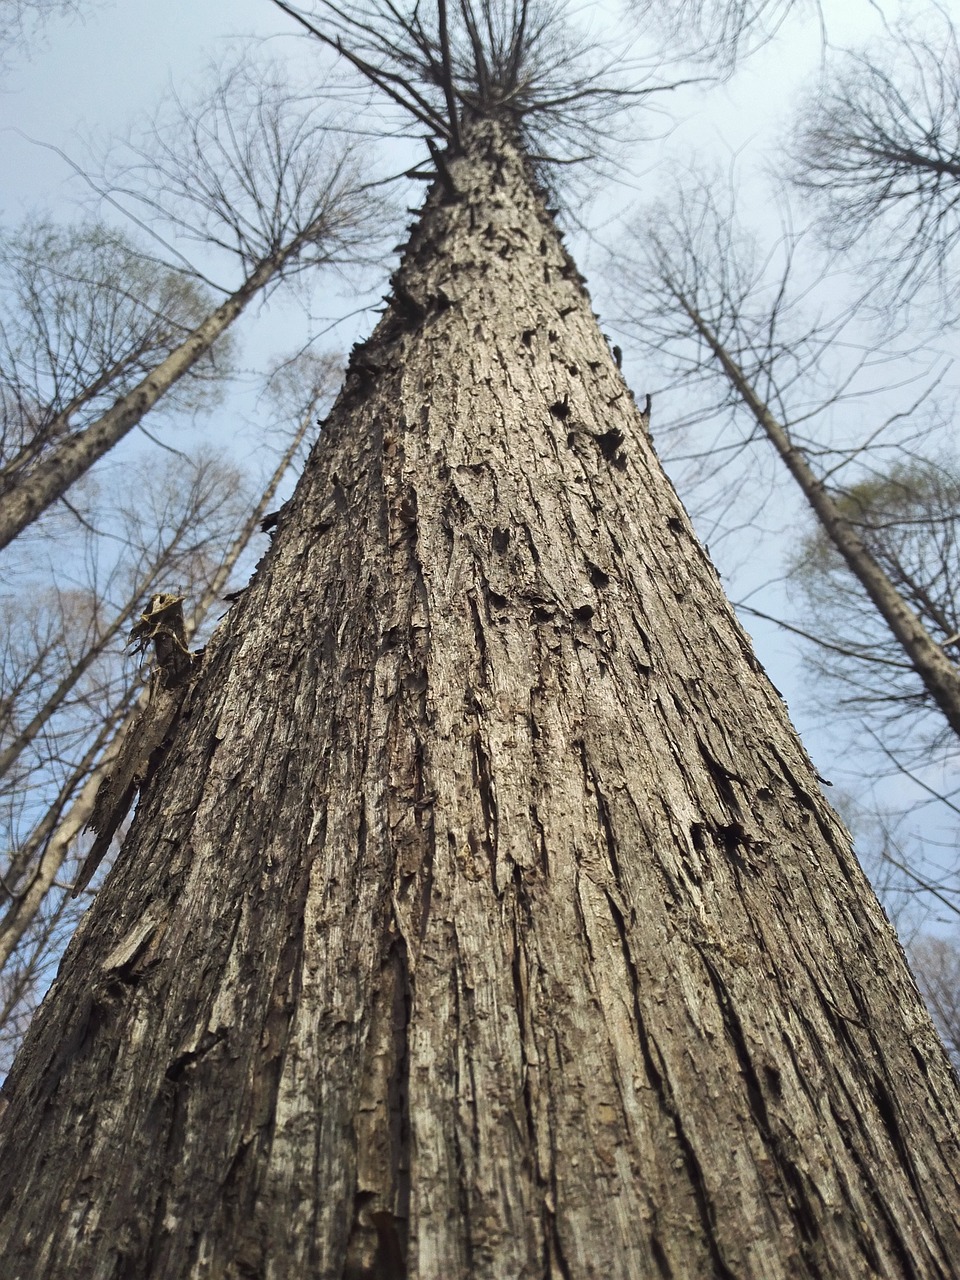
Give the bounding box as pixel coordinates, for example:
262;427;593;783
0;121;958;1280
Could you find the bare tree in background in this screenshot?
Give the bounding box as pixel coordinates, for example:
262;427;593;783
0;219;224;511
908;932;960;1070
0;0;80;59
0;4;958;1276
615;175;960;746
791;458;960;757
615;177;960;921
0;352;341;1074
645;0;809;66
0;695;131;1074
0;448;248;871
0;450;249;1068
0;59;380;551
0;580;174;801
791;9;960;320
788;458;960;916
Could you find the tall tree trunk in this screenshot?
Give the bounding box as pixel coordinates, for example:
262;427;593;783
1;122;958;1280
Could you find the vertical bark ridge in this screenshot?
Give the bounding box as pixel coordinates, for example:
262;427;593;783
0;120;959;1279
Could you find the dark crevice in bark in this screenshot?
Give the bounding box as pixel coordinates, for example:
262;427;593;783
345;1197;409;1280
345;928;411;1280
587;562;610;590
571;868;595;966
471;729;499;890
687;823;710;887
547;1215;575;1280
543;1029;576;1280
824;1092;935;1280
163;1028;228;1084
466;590;490;677
394;940;413;1240
695;943;833;1276
577;741;625;892
766;741;847;853
695;734;746;818
518;510;544;567
510;889;536;1153
601;885;738;1280
712;821;758;878
449;965;476;1274
529;799;550;877
595;427;627;468
648;1231;675;1279
869;1070;930;1216
509;875;549;1273
408;801;436;944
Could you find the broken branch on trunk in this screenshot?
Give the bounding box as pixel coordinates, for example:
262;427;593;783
74;595;202;898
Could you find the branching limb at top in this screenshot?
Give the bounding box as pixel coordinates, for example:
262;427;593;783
269;0;695;175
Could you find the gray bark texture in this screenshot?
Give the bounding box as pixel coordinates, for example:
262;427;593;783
0;122;958;1280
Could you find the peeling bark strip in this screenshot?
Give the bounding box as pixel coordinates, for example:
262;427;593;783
1;122;959;1279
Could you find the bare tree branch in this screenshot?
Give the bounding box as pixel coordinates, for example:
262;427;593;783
639;0;814;70
791;9;960;319
613;174;960;752
908;933;960;1066
269;0;695;174
0;61;381;550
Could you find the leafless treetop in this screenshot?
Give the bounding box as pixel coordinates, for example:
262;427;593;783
791;11;960;319
0;219;222;488
643;0;810;69
102;57;385;287
0;0;79;61
270;0;693;167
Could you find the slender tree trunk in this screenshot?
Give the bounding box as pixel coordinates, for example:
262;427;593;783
1;122;958;1280
0;230;312;552
0;408;314;965
0;345;163;487
680;295;960;743
0;703;130;961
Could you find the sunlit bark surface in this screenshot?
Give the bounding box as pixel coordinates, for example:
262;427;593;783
1;121;958;1280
